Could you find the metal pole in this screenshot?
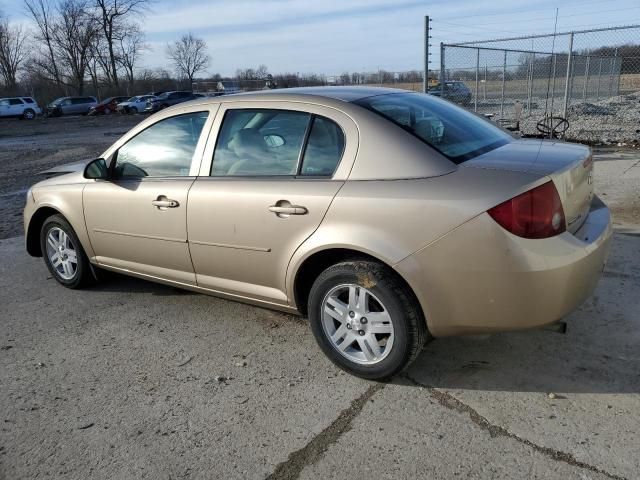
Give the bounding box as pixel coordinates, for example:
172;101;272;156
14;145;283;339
500;50;506;117
609;47;618;96
474;48;480;112
582;55;590;101
483;65;487;101
439;42;445;93
423;16;430;93
527;53;535;112
550;54;557;116
596;57;603;99
562;32;574;119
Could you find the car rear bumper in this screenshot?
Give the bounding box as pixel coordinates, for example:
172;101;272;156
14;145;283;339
394;196;612;337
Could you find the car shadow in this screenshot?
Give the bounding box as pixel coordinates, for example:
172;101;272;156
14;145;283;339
91;269;198;296
400;298;639;394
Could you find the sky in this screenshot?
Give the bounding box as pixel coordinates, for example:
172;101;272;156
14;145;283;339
2;0;639;77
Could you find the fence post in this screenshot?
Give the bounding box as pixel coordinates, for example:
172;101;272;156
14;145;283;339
527;53;535;112
483;65;487;101
474;48;480;112
562;32;574;119
582;55;590;101
439;43;445;93
500;50;506;117
596;57;603;99
423;16;430;93
609;47;618;96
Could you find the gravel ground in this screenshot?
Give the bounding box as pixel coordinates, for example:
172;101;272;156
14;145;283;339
1;112;639;480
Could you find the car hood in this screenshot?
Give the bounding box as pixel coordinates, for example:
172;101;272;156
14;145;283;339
39;159;92;177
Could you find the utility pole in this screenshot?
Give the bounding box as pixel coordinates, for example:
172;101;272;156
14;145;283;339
423;16;432;93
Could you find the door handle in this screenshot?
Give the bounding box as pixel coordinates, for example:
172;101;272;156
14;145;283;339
268;204;308;216
152;197;179;209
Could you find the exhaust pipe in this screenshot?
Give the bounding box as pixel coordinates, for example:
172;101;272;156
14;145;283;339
543;321;567;334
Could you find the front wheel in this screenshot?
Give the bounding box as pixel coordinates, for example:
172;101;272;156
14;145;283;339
308;260;428;380
23;109;36;120
40;214;96;289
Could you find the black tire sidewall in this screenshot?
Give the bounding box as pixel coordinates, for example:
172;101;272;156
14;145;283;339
40;215;91;289
23;109;35;120
308;262;416;380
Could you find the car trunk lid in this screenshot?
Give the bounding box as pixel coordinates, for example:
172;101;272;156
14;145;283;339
463;139;594;234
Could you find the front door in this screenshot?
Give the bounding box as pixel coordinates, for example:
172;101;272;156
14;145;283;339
187;106;351;304
83;110;211;284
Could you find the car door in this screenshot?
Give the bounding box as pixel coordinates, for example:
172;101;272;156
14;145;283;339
83;107;215;284
8;98;24;116
187;102;357;305
0;99;9;117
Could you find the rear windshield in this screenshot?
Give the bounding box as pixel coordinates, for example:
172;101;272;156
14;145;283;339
354;92;511;163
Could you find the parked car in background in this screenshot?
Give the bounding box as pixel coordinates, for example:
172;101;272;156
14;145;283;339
116;95;156;114
0;97;42;120
24;87;611;380
88;96;130;115
428;81;472;106
144;91;199;113
45;96;97;116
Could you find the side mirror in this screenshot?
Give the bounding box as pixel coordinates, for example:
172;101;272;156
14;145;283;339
84;158;109;179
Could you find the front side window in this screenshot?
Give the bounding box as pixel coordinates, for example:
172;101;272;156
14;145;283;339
114;111;209;178
211;109;310;176
9;98;24;105
354;92;510;163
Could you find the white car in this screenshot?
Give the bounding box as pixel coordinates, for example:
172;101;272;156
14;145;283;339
0;97;42;120
116;95;156;114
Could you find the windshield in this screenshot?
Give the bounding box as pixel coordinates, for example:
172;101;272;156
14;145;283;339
354;92;511;163
49;98;64;106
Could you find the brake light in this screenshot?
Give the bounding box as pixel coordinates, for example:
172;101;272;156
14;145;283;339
488;181;566;239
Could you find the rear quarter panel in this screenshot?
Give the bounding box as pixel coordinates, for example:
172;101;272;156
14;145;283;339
286;166;544;305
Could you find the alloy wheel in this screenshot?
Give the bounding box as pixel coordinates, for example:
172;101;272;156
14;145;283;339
321;284;395;365
45;227;78;280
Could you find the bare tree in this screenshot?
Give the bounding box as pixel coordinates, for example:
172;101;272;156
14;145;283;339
115;22;145;91
94;0;148;87
24;0;62;86
166;33;210;86
50;0;99;94
0;13;30;89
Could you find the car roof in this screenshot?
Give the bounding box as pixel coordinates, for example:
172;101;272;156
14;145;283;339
187;86;412;106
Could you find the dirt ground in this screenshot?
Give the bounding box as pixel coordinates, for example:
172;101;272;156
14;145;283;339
1;113;639;480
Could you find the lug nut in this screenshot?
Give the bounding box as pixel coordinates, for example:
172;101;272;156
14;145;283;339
358;330;365;336
349;311;355;318
346;324;352;330
360;317;367;324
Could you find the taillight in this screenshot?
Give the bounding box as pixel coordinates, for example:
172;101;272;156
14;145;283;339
488;181;566;239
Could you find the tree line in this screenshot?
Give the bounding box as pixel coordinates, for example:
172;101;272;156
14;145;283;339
0;0;213;102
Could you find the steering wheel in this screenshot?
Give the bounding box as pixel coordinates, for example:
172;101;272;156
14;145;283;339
536;116;569;137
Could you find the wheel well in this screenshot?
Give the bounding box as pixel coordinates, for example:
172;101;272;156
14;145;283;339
293;248;419;317
26;207;60;257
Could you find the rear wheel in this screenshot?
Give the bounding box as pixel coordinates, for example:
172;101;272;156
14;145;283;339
22;108;36;120
40;215;95;289
308;260;427;380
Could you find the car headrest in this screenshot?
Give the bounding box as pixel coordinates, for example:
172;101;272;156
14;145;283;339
229;128;268;159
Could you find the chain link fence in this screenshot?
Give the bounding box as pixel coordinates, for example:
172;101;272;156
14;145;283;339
438;25;640;143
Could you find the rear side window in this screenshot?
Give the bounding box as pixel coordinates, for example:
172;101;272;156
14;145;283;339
300;116;345;176
22;98;34;103
354;92;510;163
115;111;209;178
211;109;310;176
211;109;345;177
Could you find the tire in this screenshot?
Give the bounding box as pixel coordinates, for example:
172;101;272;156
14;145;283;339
22;108;36;120
104;107;111;114
130;106;138;114
40;214;96;289
308;260;428;380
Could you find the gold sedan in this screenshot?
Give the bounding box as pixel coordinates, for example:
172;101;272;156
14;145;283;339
24;87;612;379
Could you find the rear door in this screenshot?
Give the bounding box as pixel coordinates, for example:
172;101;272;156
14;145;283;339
83;107;215;283
187;101;357;304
